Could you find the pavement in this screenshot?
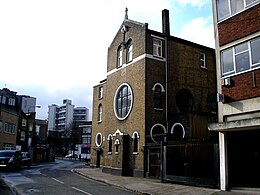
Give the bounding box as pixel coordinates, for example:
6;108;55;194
73;165;260;195
1;158;259;195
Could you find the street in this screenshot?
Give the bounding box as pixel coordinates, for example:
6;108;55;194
0;159;137;195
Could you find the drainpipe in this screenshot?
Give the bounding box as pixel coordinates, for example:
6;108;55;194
162;9;170;183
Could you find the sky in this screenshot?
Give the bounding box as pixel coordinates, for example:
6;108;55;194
0;0;215;120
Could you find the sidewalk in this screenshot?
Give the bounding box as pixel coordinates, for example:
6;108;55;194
73;166;259;195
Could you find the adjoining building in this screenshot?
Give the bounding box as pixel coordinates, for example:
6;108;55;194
0;88;41;153
91;9;219;186
0;88;20;150
209;1;260;190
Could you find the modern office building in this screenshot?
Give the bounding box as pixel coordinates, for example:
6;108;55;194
47;99;89;134
209;0;260;190
91;9;218;185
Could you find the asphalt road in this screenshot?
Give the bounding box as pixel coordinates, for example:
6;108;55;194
0;159;136;195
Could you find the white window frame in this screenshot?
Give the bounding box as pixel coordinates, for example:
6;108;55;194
0;96;6;104
113;83;133;121
117;48;123;68
98;104;102;122
95;132;102;147
153;38;162;57
98;86;103;99
221;36;260;77
127;44;133;62
114;139;120;155
20;131;25;141
217;0;260;22
8;98;15;106
200;52;207;68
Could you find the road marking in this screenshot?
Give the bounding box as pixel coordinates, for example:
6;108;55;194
72;186;92;195
51;177;64;184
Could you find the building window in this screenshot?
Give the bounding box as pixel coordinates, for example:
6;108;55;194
114;83;133;120
8;98;15;106
132;131;139;154
117;46;123;68
217;0;260;21
20;131;25;141
153;38;162;57
95;133;102;147
107;134;113;154
126;41;133;63
98;86;103;99
3;143;14;150
221;36;260;77
98;104;102;122
200;52;206;68
152;84;164;109
4;122;16;134
115;139;120;154
0;121;2;131
170;123;185;140
0;96;6;104
82;135;91;144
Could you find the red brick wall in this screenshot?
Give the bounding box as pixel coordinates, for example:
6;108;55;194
218;4;260;46
222;69;260;101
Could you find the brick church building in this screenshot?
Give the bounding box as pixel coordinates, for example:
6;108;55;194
92;9;219;185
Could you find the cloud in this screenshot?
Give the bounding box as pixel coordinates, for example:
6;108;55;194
177;17;214;48
174;0;209;8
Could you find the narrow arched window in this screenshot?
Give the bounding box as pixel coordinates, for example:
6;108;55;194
132;131;139;154
152;83;164;109
126;40;133;63
98;104;102;122
115;139;120;154
117;46;123;68
108;134;113;154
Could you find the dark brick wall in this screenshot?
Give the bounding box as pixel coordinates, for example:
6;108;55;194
222;69;260;102
218;4;260;46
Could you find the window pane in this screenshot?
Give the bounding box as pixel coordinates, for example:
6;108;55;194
217;0;230;21
231;0;244;15
221;48;234;75
251;37;260;65
246;0;260;7
235;42;248;53
122;86;128;96
122;97;127;108
122;107;127;117
235;52;250;73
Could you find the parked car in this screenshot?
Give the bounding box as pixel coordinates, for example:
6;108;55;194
0;150;22;170
21;152;31;168
65;153;77;158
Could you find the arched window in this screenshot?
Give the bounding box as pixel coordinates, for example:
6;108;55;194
107;134;113;154
126;40;133;63
98;104;102;122
132;131;140;154
115;139;120;154
152;83;165;109
171;123;185;140
117;46;123;68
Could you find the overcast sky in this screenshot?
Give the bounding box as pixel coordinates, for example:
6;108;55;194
0;0;214;120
